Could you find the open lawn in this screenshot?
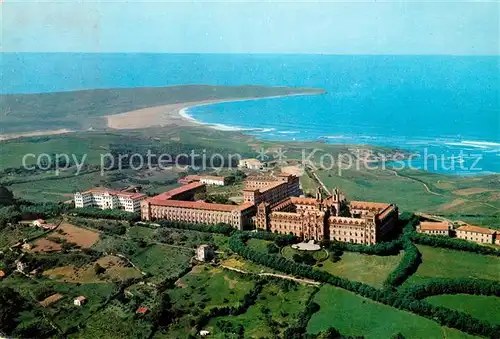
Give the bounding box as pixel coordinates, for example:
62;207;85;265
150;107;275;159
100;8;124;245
206;280;316;338
246;238;272;253
316;252;402;288
307;285;476;339
405;245;500;285
131;244;193;282
426;294;500;325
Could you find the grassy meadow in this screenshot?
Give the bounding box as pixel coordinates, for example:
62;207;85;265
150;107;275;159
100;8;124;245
426;294;500;325
405;245;500;285
306;285;479;339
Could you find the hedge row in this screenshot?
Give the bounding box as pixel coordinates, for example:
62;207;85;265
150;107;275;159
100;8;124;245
157;220;236;236
400;278;500;300
411;232;500;257
228;233;500;338
383;241;422;287
70;207;140;222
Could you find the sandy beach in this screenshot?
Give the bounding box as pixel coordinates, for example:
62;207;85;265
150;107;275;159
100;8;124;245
105;93;316;130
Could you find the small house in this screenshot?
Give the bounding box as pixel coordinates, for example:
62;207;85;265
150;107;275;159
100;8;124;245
0;270;5;279
33;219;46;227
136;306;149;315
74;296;87;307
196;244;214;262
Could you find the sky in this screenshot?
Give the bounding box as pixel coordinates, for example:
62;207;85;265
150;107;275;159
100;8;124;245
1;0;499;55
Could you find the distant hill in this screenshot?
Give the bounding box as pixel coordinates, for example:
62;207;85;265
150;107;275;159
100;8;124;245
0;85;325;134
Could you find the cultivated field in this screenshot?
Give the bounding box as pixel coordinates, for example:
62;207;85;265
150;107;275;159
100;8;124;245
43;255;143;283
52;223;101;248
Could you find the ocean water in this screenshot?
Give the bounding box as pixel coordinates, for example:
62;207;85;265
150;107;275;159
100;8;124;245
2;53;499;175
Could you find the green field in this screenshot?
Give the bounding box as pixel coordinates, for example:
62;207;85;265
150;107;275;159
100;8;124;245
69;299;153;339
206;281;316;338
426;294;500;325
307;285;478;339
306;251;401;288
170;265;256;312
131;244;193;282
1;275;117;333
405;245;500;285
0;223;46;248
246;238;272;253
161;266;257;338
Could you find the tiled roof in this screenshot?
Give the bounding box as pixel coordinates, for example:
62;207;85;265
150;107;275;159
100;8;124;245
457;225;496;235
419;221;450;231
350;201;390;211
147;199;254;212
154;182;205;200
290;197;319;205
136;306;149;314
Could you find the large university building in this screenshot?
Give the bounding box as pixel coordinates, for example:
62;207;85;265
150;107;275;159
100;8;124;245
74;189;146;213
139;173;399;244
140;182;255;230
255;189;398;245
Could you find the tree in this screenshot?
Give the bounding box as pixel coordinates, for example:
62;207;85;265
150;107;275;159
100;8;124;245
0;186;15;206
0;287;27;333
94;263;106;275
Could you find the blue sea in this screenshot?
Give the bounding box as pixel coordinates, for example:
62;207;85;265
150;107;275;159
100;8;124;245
2;53;499;175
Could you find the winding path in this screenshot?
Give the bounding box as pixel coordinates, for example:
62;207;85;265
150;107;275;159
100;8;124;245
220;264;321;286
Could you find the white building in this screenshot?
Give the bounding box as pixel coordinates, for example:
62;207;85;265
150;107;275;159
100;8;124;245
416;221;451;236
74;189;146;213
456;225;496;244
200;176;226;186
196;244;214;262
238;159;264;170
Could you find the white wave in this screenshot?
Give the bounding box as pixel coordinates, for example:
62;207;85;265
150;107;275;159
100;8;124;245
321;135;351;139
278;131;300;134
445;142;489;149
462;140;500;147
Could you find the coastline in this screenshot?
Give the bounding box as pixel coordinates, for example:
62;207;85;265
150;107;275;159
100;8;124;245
105;92;321;131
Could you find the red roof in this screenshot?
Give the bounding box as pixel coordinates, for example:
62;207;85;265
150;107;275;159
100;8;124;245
146;199;254;212
419;221;450;231
153;182;205;200
136;306;149;314
457;225;496;235
0;270;5;278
